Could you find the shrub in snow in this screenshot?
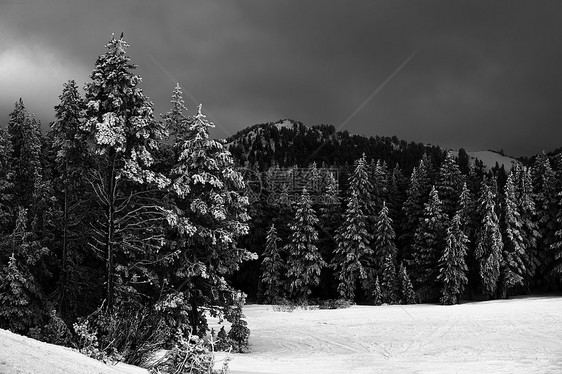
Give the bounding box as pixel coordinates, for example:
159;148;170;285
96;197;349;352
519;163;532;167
318;299;353;309
150;333;227;374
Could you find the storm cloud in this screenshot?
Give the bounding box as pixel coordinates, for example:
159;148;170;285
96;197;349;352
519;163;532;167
1;0;561;156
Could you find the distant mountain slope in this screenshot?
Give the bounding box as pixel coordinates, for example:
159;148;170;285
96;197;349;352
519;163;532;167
226;119;445;172
451;150;520;171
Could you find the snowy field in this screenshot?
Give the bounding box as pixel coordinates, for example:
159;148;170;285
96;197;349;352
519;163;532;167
1;296;561;374
225;296;562;374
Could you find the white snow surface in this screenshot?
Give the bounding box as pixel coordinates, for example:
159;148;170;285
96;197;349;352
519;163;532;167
226;296;562;374
2;296;561;373
273;120;294;130
0;328;147;374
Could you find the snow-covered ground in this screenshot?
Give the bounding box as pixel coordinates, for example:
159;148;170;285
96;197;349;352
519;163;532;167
0;328;147;374
226;296;562;374
2;296;561;373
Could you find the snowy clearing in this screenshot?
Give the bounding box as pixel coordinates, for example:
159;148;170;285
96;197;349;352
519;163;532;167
225;296;562;374
1;296;561;374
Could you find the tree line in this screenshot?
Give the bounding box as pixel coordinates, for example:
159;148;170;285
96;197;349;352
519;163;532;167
241;150;562;305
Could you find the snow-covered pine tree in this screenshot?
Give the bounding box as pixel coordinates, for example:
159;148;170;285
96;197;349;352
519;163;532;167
0;208;50;333
82;34;170;311
499;172;526;298
372;201;397;271
458;181;478;299
436;151;463;218
380;254;400;304
398;262;416;304
401;155;434;260
50;79;90;314
6;99;43;218
368;159;388;213
0;128;14;232
531;153;558;283
514;165;540;285
550;184;562;280
165;92;252;334
317;171;342;295
437;213;469;305
409;186;447;301
260;224;284;303
332;189;373;301
386;165;408;239
162;83;189;141
285;188;326;302
349;154;376;220
372;275;382;306
475;181;503;299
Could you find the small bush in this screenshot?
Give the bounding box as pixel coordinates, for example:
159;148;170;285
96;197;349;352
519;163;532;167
73;318;108;363
318;299;353;310
228;318;249;353
150;334;228;374
213;327;231;352
271;297;317;312
28;309;72;346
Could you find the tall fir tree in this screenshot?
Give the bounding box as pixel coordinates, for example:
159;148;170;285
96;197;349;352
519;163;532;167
409;186;447;301
164;97;252;334
372;276;383;306
401;155;434;260
259;224;284;303
317;171;342;299
82;34;170;311
50;79;91;315
499;172;526;298
437;213;469;305
514;164;540;286
550;185;562;281
398;263;416;304
332;189;373;300
368;159;388;213
349;154;376;220
458;181;478;298
0;128;14;232
436;151;463;218
380;254;400;304
531;153;558;285
372;201;397;271
0;208;50;333
475;181;503;298
6;99;44;222
285;188;326;302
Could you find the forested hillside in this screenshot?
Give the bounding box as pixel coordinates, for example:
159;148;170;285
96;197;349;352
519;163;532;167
228;125;562;304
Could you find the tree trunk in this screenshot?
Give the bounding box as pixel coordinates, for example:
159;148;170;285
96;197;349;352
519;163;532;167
105;156;116;312
59;160;68;313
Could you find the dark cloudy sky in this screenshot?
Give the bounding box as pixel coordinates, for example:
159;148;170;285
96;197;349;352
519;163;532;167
1;0;561;156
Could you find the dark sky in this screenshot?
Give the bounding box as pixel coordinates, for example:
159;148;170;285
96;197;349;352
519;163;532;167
1;0;561;156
